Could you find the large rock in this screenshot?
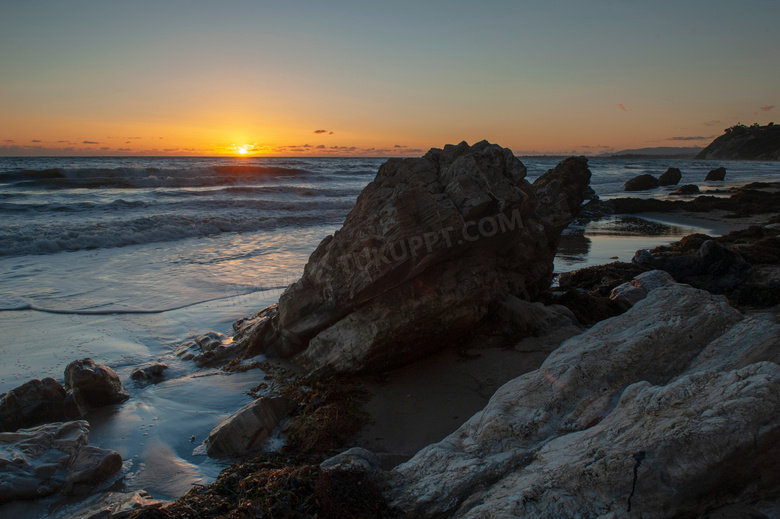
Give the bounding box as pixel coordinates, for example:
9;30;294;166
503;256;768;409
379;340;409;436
657;166;682;186
243;141;591;373
0;420;122;503
623;173;659;191
64;358;129;413
0;378;80;432
205;396;296;458
385;283;762;516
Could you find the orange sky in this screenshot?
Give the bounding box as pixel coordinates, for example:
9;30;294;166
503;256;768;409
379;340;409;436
1;1;777;157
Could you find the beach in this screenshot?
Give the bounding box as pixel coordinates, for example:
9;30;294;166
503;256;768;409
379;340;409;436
1;153;779;517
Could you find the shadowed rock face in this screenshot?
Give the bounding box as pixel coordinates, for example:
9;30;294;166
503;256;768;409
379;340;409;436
245;141;591;373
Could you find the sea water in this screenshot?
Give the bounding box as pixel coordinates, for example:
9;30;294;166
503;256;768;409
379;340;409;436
0;155;776;516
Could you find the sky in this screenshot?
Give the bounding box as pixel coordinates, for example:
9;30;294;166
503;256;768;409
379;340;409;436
1;0;778;157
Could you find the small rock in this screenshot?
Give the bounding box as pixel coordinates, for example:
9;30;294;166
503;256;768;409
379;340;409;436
205;396;296;458
658;167;682;186
64;358;129;413
130;363;168;383
624;174;659;191
705;166;726;181
673;184;701;195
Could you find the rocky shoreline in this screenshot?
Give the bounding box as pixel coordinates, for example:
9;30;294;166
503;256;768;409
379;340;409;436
2;141;779;518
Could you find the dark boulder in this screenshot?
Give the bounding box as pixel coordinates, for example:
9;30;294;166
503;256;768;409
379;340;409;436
658;167;682;186
623;174;659;191
705;167;726;181
64;358;129;413
130;363;169;384
0;378;80;432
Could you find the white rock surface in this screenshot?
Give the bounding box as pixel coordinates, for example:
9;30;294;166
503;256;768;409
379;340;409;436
385;283;780;517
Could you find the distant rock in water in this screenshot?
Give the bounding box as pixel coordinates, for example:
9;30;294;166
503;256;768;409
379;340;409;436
657;167;682;186
64;358;129;414
705;166;726;181
623;173;658;191
695;124;780;160
673;184;701;195
239;140;591;374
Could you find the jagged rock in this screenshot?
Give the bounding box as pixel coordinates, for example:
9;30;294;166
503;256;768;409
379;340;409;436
496;295;581;339
174;331;241;365
130;363;168;383
623;174;659;191
696;124;780;161
657;167;682;186
609;269;675;310
321;447;384;478
0;377;80;432
240;142;590;374
0;421;122;503
205;396;295;458
705;166;727;181
64;359;129;413
673;184;701;195
384;284;780;517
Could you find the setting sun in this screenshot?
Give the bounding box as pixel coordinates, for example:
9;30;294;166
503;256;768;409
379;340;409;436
238;147;248;155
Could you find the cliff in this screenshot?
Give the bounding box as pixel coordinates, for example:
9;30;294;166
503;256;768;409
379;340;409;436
695;124;780;161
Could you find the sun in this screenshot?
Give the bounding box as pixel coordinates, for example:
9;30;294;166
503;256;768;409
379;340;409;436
238;147;248;155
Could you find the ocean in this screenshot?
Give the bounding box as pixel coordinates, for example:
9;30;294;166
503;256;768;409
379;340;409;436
0;154;777;516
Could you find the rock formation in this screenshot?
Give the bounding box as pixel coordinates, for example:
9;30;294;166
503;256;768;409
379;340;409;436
382;280;780;517
623;173;658;191
0;421;122;503
233;141;591;374
657;167;682;186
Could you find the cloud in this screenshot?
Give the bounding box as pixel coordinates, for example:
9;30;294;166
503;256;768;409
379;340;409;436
313;129;329;134
760;105;775;112
57;140;68;143
703;120;721;127
580;145;612;149
31;139;42;143
100;147;110;151
618;103;628;112
162;148;179;152
83;140;99;144
3;139;15;143
117;148;132;152
666;135;714;141
329;131;334;135
394;144;407;148
316;145;326;149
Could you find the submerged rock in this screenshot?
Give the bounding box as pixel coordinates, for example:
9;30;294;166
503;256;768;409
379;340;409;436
657;166;682;186
673;183;701;195
0;420;122;503
205;396;296;458
0;377;79;432
241;141;591;373
64;358;129;413
623;173;659;191
384;283;780;517
130;363;168;384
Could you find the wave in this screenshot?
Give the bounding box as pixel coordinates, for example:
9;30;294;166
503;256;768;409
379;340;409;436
0;211;345;257
0;165;313;189
0;286;289;315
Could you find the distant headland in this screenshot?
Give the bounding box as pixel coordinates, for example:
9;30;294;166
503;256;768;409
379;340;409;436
695;123;780;161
